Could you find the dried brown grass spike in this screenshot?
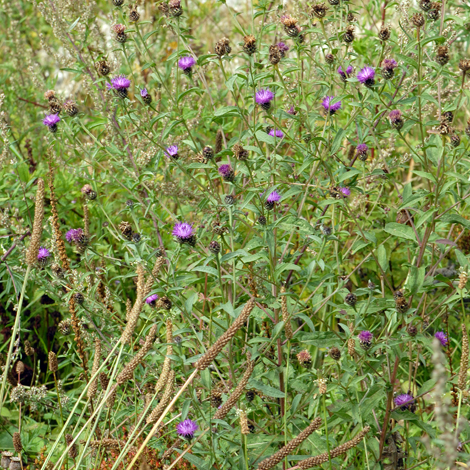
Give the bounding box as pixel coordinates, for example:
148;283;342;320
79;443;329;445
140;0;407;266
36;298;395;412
297;426;370;469
459;323;469;391
240;410;249;435
26;178;45;266
257;417;322;470
87;338;101;399
195;299;255;370
213;354;254;419
147;370;175;423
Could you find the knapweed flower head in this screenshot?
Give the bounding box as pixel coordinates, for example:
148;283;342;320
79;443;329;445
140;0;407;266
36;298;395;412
145;294;159;305
165;145;179;159
173;222;196;246
339;187;351;197
277;42;289;57
66;228;84;243
268;128;284;138
256;88;274;111
218;164;235;182
389;109;404;130
356;143;369;161
107;75;131;90
338;65;353;79
43;114;60;130
358;330;373;350
435;331;448;347
382;58;398;79
176;419;198;440
322;96;341;115
357;66;375;87
287;106;296;115
178;56;196;73
140;88;152;104
37;247;51;266
394;393;415;412
267;190;281;203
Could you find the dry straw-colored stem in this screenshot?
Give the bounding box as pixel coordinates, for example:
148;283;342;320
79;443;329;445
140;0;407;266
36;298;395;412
25;178;45;266
213;355;254;420
87;339;101;399
458;323;469;390
195;299;255;370
257;417;322;470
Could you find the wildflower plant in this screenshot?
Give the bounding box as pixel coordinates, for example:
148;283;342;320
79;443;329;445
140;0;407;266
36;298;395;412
1;0;470;468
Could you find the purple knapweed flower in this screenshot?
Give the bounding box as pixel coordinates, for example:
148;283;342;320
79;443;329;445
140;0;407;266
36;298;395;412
435;331;448;347
358;330;373;350
357;66;375;87
268;128;284;139
287;106;296;115
382;59;398;79
146;294;159;306
176;419;198;440
43;114;61;132
66;228;84;243
140;88;152;104
218;164;235;182
37;247;51;266
394;393;415;412
107;75;131;98
321;96;341;115
389;109;404;130
267;190;281;203
256;88;275;111
173;222;196;246
338;65;353;80
356;143;369;161
339;187;351;197
277;42;289;57
165;145;179;160
178;56;196;75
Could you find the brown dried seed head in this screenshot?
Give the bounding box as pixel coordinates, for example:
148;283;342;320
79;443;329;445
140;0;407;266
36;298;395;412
65;435;78;459
411;13;425;27
298;426;370;469
195;299;255;370
256;418;322;470
121;264;146;344
147;370;175;423
12;433;22;453
24;340;35;356
459;271;468;290
48;351;58;373
15;361;25;375
240;410;250;435
87;338;101;399
348;337;356;357
459;323;469;390
26;178;45;266
213;355;254;420
280;286;293;340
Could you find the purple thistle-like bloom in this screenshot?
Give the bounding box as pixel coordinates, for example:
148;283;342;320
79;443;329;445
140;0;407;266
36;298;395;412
173;222;194;240
37;247;51;260
107;75;131;90
267;190;281;203
66;228;84;243
394;393;415;411
277;42;289;57
357;66;375;86
176;419;198;440
389;109;404;130
321;96;342;115
218;164;232;178
339;187;351;197
268;129;284;138
43;114;60;129
382;58;398;70
140;88;149;97
435;331;448;347
256;89;275;111
338;65;353;78
358;330;373;342
146;294;159;305
287;106;296;115
178;56;196;71
165;145;179;159
356;143;369;154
